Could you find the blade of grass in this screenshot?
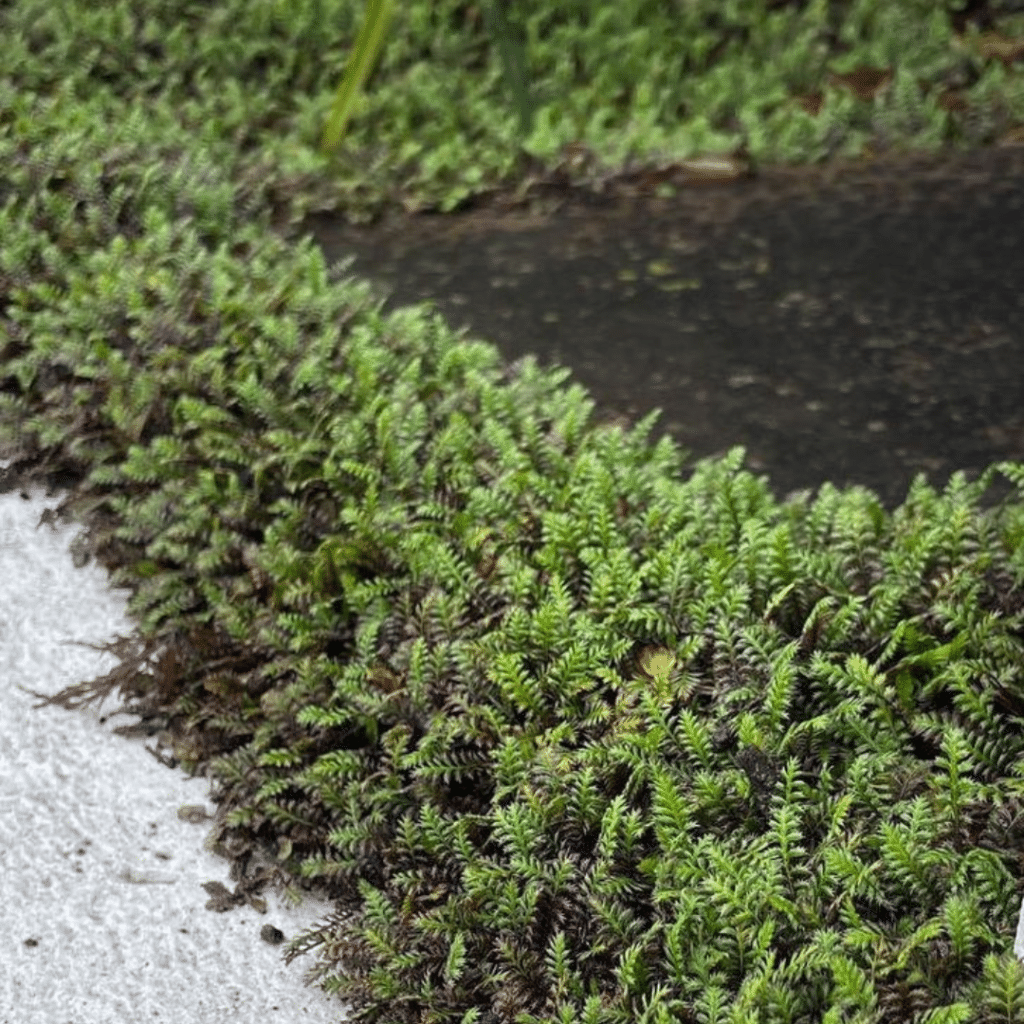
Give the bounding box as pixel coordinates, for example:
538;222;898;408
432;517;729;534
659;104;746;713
320;0;396;156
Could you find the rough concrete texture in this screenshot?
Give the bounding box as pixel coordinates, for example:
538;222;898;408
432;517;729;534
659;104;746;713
0;474;349;1024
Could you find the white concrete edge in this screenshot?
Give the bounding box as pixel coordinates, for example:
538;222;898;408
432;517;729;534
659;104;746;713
0;470;351;1024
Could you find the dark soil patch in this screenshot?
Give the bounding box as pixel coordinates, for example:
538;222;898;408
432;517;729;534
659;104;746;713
296;144;1024;513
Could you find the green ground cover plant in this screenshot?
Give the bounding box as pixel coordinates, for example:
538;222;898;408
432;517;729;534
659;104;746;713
4;1;1024;1021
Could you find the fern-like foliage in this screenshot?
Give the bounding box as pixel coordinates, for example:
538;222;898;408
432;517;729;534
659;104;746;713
7;12;1024;1023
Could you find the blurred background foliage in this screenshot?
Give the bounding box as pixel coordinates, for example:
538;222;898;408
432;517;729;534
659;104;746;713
3;0;1022;223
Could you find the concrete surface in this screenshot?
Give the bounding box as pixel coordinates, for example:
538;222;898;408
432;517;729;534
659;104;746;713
0;472;350;1024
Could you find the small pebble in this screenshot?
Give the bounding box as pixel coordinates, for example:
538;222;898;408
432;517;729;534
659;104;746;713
177;804;211;824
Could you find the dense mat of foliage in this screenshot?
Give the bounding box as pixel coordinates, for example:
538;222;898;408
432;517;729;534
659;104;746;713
5;1;1024;1022
3;0;1023;223
6;116;1024;1023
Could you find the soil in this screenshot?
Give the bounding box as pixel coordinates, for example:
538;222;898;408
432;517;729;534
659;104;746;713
294;143;1024;514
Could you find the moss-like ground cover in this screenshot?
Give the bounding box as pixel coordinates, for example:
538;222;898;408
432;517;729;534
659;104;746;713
4;1;1024;1021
